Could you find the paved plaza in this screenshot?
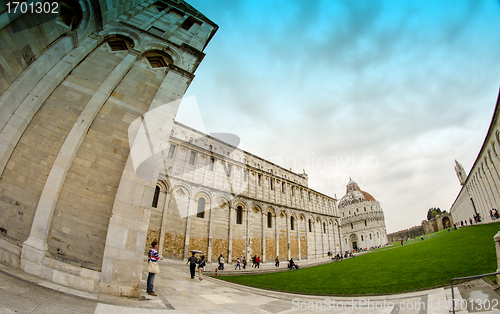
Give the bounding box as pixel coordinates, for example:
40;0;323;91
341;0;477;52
1;256;495;314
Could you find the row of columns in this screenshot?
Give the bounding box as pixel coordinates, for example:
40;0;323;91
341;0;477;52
463;151;500;222
155;187;341;263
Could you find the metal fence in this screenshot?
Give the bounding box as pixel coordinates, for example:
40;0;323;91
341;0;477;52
450;271;500;314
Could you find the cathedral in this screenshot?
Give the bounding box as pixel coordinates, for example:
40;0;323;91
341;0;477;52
146;121;340;265
0;0;388;298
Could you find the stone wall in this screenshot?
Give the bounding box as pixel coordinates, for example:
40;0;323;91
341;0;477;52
0;0;219;297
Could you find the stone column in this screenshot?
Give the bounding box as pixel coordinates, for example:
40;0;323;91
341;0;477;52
245;203;251;261
228;204;234;263
275;212;279;259
286;213;291;260
207;199;214;263
99;64;194;297
21;49;140;268
495;231;500;283
158;191;171;258
183;197;195;261
327;221;331;253
262;211;266;262
305;218;310;260
297;216;301;261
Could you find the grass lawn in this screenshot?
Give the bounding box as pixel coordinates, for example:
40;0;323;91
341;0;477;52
218;222;500;295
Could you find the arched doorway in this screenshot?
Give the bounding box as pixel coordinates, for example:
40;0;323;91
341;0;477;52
350;234;358;251
442;216;451;229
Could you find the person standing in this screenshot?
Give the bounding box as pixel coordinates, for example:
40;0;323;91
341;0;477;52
252;255;257;267
187;252;198;279
219;254;225;270
256;256;260;268
198;255;206;281
275;256;279;267
242;256;247;269
147;241;159;296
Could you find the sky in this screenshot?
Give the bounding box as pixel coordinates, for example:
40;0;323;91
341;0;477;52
177;0;500;233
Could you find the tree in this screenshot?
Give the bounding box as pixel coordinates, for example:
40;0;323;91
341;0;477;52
427;207;442;221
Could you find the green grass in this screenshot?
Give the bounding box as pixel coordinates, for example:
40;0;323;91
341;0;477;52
218;222;500;295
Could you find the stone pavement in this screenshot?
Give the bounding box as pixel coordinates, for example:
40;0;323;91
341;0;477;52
0;257;498;314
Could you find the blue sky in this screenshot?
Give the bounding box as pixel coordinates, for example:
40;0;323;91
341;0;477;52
180;0;500;233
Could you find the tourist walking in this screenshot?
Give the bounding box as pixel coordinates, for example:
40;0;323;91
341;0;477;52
256;256;260;268
242;256;247;269
252;255;257;267
187;252;198;279
235;256;241;270
275;256;280;267
147;241;160;296
198;255;206;281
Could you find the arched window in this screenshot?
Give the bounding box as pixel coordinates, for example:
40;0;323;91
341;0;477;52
308;219;312;232
351;223;353;229
152;186;160;208
364;220;367;226
58;0;83;31
267;212;272;228
323;222;326;233
196;198;205;218
369;234;372;240
144;50;173;68
361;235;364;241
105;35;134;51
290;216;295;230
152;1;168;12
236;206;243;224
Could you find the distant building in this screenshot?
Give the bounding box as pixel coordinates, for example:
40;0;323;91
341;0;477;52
450;90;500;224
387;212;453;243
338;179;388;250
146;121;341;263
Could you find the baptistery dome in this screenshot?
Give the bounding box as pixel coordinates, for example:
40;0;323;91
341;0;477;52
338;179;388;251
338;179;376;208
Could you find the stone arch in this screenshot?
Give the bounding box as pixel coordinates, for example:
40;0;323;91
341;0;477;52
156;179;169;193
193;190;211;218
101;28;143;50
299;214;305;221
252;204;262;214
141;43;182;65
214;194;231;209
58;0;88;34
265;206;276;216
172;183;191;198
278;210;287;219
192;188;212;204
492;141;499;157
231;198;249;211
349;233;358;250
442;216;451;228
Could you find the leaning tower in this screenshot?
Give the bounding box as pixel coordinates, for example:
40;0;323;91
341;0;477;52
0;0;217;297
